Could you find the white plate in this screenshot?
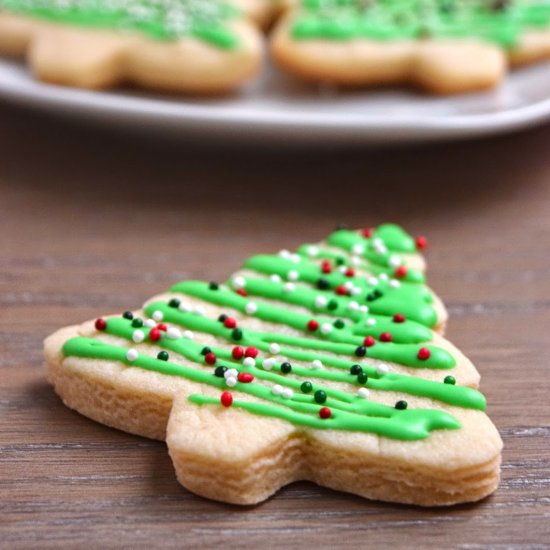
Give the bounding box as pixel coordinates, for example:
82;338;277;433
1;57;550;144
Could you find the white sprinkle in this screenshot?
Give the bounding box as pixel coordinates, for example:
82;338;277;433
183;330;194;340
152;310;163;322
315;295;328;308
167;327;182;340
283;282;296;292
367;318;377;326
225;368;239;379
144;319;156;328
311;359;323;369
379;273;389;281
178;302;191;312
272;384;283;396
351;286;362;296
226;376;237;387
352;243;365;255
358;387;370;399
350;256;361;266
269;343;281;354
377;365;389;374
368;276;378;286
307;246;319;257
278;249;291;259
126;348;139;362
360;305;369;313
348;301;359;311
270;274;282;283
243;357;256;368
262;358;276;370
193;306;205;316
233;276;246;289
132;329;145;343
338;265;347;274
372;239;388;254
282;388;294;399
290;254;301;264
287;270;299;281
320;323;333;335
344;281;354;290
245;302;258;315
389;255;402;267
390;279;401;288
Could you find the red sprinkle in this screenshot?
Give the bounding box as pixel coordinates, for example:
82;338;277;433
363;335;376;347
321;260;332;274
362;227;373;238
149;327;162;342
416;235;428;250
232;346;244;360
236;288;248;297
220;391;233;407
205;352;217;365
380;332;393;342
345;268;355;278
418;347;431;360
335;285;348;296
245;347;259;358
95;318;107;331
224;317;237;329
238;372;254;383
319;407;332;419
394;266;408;278
156;323;168;332
393;314;406;323
307;320;319;332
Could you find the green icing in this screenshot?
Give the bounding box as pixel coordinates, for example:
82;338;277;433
0;0;239;47
373;223;417;252
62;333;468;440
292;0;550;47
240;253;437;327
59;223;487;441
148;294;454;369
189;395;460;440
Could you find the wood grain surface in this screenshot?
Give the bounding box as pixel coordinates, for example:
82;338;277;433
1;102;549;549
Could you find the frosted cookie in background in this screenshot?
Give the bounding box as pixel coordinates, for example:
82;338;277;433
0;0;263;93
271;0;550;94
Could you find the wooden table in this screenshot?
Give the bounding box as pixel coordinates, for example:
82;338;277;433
2;101;549;548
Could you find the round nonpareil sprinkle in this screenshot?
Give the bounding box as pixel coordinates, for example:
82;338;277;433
269;343;281;354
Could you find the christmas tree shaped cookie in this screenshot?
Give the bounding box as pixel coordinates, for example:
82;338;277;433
44;224;502;506
0;0;263;92
271;0;550;94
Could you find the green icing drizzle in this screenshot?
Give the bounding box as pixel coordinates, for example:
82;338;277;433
167;281;452;368
0;0;239;47
62;334;468;439
60;224;487;441
291;0;550;48
240;253;437;328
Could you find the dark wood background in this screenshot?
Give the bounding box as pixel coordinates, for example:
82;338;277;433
1;101;549;548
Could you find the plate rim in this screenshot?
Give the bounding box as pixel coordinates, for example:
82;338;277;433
1;58;549;141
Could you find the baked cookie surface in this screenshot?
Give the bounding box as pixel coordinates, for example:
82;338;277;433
44;224;502;505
